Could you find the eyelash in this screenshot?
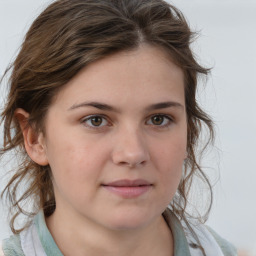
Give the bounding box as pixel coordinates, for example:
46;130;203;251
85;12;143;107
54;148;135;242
80;114;174;130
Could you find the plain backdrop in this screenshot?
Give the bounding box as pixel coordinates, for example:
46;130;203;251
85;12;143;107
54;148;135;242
0;0;256;254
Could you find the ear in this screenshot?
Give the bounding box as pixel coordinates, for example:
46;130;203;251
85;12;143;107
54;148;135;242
15;108;49;166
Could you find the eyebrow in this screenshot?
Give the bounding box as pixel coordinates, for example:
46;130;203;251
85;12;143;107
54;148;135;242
68;101;184;112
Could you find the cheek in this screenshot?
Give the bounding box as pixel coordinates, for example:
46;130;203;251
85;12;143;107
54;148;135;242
45;137;111;205
151;135;186;191
45;133;110;185
153;134;186;168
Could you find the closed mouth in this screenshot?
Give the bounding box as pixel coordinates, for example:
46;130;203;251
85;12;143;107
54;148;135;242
102;179;152;187
101;179;153;198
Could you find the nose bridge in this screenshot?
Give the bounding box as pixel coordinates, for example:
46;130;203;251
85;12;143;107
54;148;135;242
111;123;150;168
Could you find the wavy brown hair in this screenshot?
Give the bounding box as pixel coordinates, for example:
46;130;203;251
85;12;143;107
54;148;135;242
1;0;214;240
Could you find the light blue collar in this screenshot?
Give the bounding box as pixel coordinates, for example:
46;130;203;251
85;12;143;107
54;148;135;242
34;211;63;256
34;209;191;256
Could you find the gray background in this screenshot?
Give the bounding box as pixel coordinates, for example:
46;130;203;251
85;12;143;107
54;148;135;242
0;0;256;254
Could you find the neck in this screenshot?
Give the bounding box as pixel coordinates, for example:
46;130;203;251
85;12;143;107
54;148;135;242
46;207;173;256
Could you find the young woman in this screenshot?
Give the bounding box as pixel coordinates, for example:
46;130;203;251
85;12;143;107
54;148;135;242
0;0;237;255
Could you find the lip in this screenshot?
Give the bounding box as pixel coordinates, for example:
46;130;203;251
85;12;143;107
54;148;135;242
104;179;152;187
102;179;153;198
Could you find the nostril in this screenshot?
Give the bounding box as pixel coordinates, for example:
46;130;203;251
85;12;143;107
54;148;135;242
111;146;150;167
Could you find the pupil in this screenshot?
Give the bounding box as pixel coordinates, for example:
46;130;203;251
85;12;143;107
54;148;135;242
92;117;102;126
153;116;163;125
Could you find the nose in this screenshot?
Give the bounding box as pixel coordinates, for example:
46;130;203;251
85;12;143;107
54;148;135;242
111;128;150;168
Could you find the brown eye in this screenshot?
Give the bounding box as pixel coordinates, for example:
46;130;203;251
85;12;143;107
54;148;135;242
146;114;172;128
90;116;103;126
82;115;109;129
151;115;164;125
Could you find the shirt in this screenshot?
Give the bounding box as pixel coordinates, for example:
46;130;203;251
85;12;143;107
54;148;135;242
1;208;237;256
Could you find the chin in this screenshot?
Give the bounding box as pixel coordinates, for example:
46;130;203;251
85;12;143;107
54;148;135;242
104;209;156;231
109;221;148;231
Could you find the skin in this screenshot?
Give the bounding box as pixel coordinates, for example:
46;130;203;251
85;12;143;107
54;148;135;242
17;45;187;256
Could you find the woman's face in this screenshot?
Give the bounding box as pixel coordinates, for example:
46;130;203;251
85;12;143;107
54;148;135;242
41;45;187;230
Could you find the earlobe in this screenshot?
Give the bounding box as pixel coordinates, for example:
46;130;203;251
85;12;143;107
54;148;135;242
15;108;49;166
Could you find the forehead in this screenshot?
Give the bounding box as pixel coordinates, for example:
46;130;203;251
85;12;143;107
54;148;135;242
51;45;185;110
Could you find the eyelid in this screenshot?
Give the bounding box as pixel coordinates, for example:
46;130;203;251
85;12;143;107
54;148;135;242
80;113;174;130
80;114;111;130
146;114;174;127
147;113;174;121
